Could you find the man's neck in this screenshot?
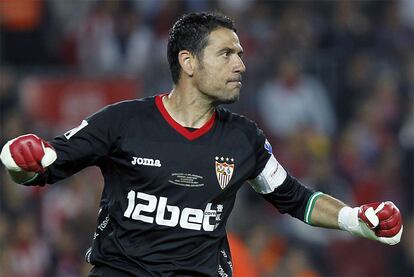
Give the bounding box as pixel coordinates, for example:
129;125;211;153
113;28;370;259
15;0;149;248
162;86;215;129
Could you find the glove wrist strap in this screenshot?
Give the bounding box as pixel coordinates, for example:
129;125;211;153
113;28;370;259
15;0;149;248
338;206;379;241
338;206;358;232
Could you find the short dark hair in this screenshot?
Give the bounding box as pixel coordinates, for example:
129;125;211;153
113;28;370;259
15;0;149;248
167;12;236;84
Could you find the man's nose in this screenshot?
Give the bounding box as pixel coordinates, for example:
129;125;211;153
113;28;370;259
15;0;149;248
234;56;246;73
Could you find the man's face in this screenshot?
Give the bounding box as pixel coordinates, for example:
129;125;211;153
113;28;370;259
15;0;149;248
193;28;246;104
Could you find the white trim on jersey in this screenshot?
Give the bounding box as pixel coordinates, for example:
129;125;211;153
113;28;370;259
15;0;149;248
64;120;89;140
248;154;287;194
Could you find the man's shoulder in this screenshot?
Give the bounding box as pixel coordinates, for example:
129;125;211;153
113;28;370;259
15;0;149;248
108;96;155;110
216;107;262;137
96;96;156;117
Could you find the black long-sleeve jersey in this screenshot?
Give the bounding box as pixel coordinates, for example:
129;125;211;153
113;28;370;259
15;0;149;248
28;95;316;276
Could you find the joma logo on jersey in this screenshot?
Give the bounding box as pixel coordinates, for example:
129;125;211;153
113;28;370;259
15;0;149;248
131;156;161;167
123;191;221;232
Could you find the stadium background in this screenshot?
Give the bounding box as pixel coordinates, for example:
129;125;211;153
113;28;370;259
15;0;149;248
0;0;413;276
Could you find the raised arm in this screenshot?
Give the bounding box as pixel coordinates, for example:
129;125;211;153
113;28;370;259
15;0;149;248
246;127;403;246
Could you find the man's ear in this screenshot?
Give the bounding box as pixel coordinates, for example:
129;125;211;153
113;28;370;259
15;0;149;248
178;50;195;77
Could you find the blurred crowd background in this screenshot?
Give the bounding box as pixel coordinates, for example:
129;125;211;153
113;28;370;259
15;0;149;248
0;0;413;276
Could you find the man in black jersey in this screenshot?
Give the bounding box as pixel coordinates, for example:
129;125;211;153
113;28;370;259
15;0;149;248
0;12;403;277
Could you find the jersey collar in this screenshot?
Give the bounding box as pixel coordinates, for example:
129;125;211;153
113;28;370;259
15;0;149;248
155;94;216;141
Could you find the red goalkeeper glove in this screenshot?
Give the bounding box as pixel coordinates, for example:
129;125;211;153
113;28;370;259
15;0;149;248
0;134;57;173
338;201;403;245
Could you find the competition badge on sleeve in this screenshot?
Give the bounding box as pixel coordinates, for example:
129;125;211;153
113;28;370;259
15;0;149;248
215;157;235;189
264;139;273;154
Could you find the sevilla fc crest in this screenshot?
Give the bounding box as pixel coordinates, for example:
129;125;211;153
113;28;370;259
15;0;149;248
215;157;235;189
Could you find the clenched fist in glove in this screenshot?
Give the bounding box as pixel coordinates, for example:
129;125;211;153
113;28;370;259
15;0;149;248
338;201;403;245
0;134;57;173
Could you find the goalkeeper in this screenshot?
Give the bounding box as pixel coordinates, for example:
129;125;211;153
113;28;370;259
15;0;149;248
1;12;403;277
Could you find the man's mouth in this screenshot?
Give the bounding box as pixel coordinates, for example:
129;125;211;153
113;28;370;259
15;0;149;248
227;76;242;85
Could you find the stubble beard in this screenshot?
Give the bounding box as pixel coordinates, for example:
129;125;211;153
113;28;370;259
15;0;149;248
197;62;240;105
216;92;239;105
200;88;240;106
